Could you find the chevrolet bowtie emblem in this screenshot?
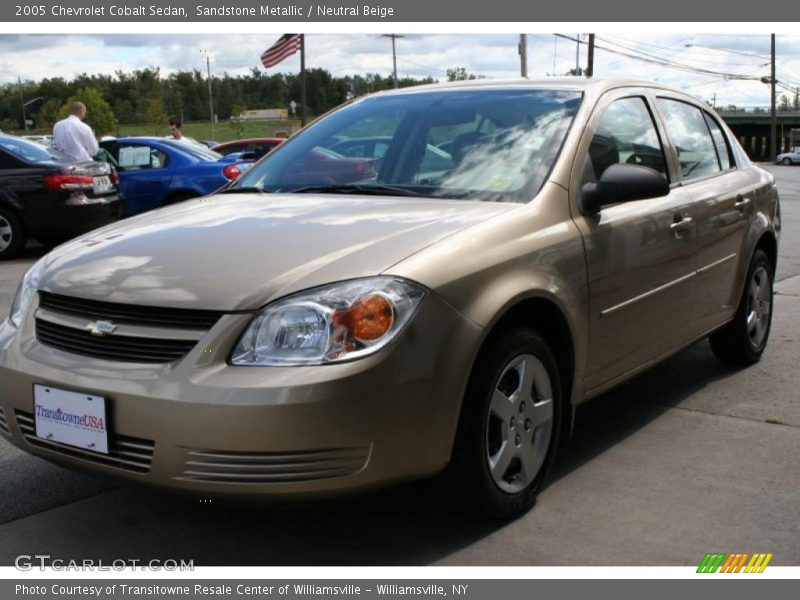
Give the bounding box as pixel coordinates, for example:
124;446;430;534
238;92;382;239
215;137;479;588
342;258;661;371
85;320;118;337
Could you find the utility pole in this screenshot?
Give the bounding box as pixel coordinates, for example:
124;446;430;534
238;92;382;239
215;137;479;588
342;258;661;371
200;49;215;140
575;33;581;75
586;34;595;78
519;34;527;78
382;34;403;88
770;34;777;163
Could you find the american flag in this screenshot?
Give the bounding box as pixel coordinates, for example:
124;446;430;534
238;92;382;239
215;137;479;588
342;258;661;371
261;34;302;69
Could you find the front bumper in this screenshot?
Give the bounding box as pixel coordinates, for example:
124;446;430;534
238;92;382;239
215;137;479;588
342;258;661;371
0;291;481;498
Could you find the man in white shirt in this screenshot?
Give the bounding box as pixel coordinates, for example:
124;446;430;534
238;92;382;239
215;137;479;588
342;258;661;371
53;102;99;162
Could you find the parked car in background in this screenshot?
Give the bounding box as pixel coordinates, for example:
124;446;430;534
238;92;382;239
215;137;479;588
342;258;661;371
21;135;54;148
98;137;249;216
0;80;780;518
776;149;800;165
212;137;284;160
0;134;121;259
327;135;454;171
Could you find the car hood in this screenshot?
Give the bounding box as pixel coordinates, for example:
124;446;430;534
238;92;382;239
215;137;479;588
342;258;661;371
38;193;515;311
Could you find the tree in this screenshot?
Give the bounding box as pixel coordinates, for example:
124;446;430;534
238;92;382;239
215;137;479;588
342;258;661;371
58;87;116;136
38;98;62;129
228;104;246;138
136;97;168;134
447;67;478;82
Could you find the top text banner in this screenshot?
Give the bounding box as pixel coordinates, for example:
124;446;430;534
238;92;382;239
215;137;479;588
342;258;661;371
2;0;795;22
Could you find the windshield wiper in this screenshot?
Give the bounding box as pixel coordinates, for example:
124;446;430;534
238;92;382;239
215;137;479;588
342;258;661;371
286;184;423;197
219;186;268;194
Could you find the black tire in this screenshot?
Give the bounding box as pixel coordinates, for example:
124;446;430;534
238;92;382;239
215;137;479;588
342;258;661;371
781;157;792;166
0;205;26;260
446;327;562;519
710;249;774;365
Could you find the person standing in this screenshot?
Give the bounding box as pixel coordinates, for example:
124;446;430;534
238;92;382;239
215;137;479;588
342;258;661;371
53;102;99;162
166;117;205;148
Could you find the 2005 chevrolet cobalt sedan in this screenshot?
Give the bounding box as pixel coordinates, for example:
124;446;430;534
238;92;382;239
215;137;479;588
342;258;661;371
0;79;780;518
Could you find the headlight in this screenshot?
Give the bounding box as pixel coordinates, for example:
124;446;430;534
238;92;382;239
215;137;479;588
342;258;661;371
8;259;45;328
231;277;426;366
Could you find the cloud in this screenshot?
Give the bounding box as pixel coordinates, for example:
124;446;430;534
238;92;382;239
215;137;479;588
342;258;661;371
1;33;797;107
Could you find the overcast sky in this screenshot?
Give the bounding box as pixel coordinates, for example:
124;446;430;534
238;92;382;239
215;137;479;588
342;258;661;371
2;33;800;108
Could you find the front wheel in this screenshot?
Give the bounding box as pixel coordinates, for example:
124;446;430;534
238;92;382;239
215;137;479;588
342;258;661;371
710;249;774;365
781;157;792;166
446;328;562;519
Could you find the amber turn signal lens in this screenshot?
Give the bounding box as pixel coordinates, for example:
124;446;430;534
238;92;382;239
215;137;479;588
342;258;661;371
348;294;394;342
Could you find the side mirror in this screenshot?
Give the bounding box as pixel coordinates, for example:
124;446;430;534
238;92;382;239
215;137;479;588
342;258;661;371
581;163;669;214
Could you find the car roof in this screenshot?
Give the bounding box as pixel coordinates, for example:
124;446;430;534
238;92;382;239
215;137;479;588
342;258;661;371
363;77;699;104
213;138;284;146
105;136;167;143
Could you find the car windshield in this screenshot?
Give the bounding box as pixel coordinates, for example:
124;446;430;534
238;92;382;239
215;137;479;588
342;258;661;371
0;136;71;163
231;88;582;201
162;140;222;161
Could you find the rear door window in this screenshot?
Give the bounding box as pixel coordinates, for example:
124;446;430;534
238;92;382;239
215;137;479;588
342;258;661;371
118;145;169;171
657;98;721;180
704;113;735;170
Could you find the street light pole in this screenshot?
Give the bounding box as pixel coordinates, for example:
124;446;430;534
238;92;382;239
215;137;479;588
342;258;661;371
519;34;527;78
22;96;44;132
200;49;215;140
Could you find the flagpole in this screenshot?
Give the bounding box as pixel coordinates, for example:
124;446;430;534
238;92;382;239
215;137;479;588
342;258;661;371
300;34;306;127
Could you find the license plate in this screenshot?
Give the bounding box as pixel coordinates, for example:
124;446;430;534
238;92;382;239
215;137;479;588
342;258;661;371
33;384;109;454
92;175;112;195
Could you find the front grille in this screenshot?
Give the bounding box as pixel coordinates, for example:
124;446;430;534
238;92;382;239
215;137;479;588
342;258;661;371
0;406;9;435
39;291;222;330
176;446;371;485
36;320;198;363
16;410;154;474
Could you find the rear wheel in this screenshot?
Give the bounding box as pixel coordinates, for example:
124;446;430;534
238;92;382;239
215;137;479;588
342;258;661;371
0;205;26;260
710;249;774;365
781;157;792;165
446;327;562;519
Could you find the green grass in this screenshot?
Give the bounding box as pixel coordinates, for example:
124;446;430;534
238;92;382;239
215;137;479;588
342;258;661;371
114;119;304;142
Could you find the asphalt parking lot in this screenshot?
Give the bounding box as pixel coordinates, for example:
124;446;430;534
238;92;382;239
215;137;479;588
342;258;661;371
0;165;798;566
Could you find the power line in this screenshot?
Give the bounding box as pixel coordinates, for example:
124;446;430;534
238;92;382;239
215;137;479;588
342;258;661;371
555;34;765;82
396;56;449;74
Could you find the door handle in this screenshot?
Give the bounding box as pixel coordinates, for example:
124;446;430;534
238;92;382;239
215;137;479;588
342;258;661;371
670;216;693;234
735;197;751;211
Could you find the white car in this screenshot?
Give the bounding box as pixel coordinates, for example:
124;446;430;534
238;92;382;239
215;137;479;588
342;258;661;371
777;150;800;165
21;135;53;148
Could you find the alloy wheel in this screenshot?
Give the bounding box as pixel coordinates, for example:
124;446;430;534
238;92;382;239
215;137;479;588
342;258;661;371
486;354;554;494
0;214;13;253
746;265;772;348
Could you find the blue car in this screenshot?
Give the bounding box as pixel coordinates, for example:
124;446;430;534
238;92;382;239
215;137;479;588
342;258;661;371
98;137;248;216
